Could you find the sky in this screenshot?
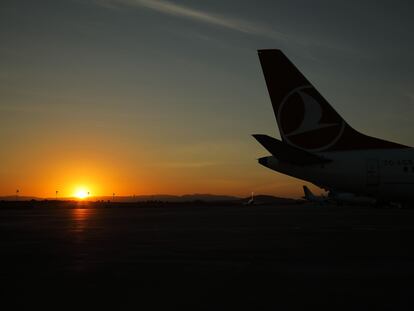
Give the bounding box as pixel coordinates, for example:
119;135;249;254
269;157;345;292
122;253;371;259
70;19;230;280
1;0;414;198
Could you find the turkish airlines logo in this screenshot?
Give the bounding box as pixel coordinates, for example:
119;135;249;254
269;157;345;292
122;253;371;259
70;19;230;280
277;85;345;151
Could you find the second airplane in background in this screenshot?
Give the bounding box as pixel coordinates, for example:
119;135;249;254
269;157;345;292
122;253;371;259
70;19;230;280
302;186;375;206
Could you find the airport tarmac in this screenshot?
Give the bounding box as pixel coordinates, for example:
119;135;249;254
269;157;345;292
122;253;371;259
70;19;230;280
1;203;414;310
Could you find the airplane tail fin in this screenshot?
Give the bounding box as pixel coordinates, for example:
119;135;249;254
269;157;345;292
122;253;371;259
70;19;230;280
258;49;407;152
303;186;315;200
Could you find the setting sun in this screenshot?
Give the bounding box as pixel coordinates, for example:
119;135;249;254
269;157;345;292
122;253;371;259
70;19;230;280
74;188;89;199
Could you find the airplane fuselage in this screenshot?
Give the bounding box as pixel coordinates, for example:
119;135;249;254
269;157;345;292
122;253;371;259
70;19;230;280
260;148;414;202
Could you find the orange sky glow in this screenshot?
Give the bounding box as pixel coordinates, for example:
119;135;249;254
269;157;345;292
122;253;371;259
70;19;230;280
6;0;412;199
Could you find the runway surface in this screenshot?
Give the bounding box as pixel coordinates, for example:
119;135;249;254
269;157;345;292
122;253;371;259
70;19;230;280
1;203;414;309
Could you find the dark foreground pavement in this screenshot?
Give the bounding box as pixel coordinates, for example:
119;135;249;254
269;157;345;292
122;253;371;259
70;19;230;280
1;203;414;310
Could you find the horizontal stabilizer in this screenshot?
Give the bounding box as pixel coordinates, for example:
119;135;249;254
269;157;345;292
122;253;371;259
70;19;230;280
253;134;331;166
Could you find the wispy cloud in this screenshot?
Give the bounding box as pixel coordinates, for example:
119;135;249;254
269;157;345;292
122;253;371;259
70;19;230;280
93;0;363;58
95;0;287;39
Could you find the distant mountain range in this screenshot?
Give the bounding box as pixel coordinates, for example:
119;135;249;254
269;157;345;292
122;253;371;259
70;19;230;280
0;196;41;201
0;193;298;204
92;194;240;202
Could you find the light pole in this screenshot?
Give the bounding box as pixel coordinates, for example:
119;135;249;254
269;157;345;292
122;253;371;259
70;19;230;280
16;189;19;201
56;190;58;200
